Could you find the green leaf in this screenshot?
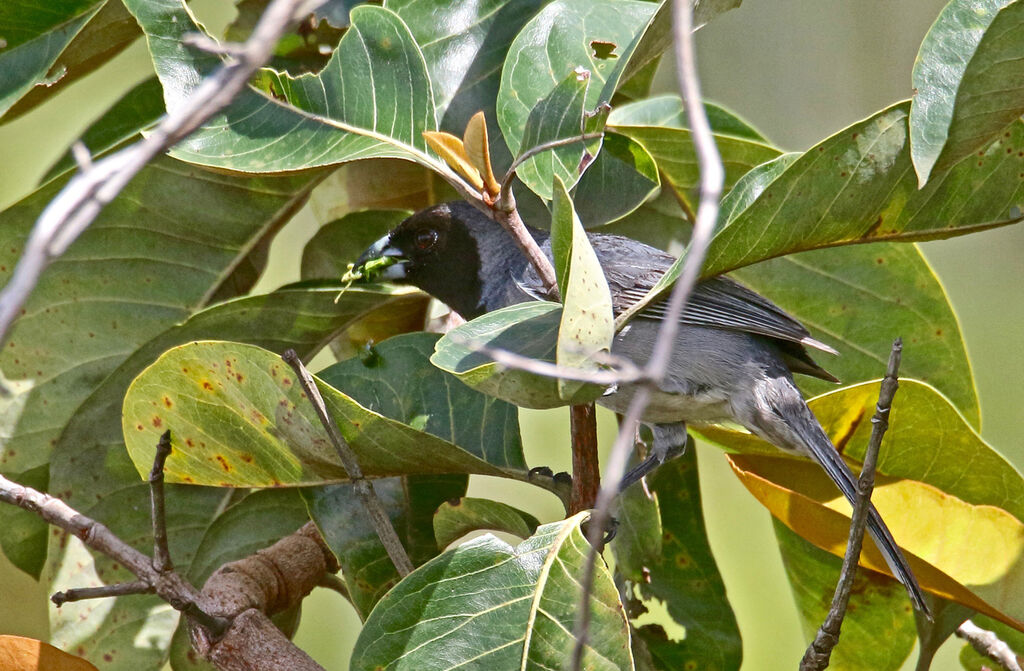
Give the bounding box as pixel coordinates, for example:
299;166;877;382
915;597;974;671
551;177;614;399
693;0;743;27
3;0;143;123
773;521;917;671
319;332;526;470
0;0;103;119
514;68;606;199
46;286;415;670
125;0;448;174
388;0;548;170
122;341;517;486
350;513;633;670
729;242;980;427
573;132;661;228
619;102;1024;326
910;0;1024;185
433;497;541;548
304;474;467;619
0;158;319;477
431;302;605;408
42;77;166;182
310;339;489;615
0;465;48;578
225;0;345;75
609;95;782;214
624;449;742;671
497;0;658;190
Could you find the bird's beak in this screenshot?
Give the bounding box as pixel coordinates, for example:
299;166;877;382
356;233;408;280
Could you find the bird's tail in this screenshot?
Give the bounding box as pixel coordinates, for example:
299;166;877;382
749;376;931;617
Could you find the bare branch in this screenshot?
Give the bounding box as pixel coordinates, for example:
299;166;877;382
52;580;153;606
956;620;1023;671
150;429;174;572
571;0;725;666
281;349;414;577
569;404;601;514
799;339;903;671
0;0;328;348
498;132;605;195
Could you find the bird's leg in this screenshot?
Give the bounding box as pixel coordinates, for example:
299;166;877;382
618;423;688;492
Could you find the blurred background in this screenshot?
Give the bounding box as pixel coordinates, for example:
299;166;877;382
1;1;1021;669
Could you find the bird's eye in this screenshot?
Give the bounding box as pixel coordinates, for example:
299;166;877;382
415;229;438;251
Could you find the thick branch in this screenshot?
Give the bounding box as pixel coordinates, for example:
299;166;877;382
570;1;724;667
282;349;414;576
0;0;327;347
799;339;903;671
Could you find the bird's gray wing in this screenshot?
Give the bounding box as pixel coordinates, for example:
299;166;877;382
522;233;837;379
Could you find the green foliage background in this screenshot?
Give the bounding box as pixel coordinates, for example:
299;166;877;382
0;1;1021;669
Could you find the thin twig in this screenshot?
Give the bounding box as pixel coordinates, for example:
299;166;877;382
281;349;414;577
51;580;154;606
0;0;327;348
150;429;173;572
498;131;606;196
799;339;903;671
445;331;645;385
570;0;724;666
0;471;229;634
956;620;1023;671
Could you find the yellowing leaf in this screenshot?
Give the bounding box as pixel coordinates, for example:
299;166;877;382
0;635;99;671
422;130;484;191
727;454;1024;633
463;111;500;196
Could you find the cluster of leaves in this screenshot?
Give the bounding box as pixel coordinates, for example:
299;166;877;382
1;0;1024;669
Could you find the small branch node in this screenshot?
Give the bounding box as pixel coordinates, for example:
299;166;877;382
70;142;92;171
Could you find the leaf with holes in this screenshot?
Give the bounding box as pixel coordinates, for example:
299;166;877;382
350;513;633;670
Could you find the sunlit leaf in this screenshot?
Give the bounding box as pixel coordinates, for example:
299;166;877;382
619;103;1024;325
728;453;1024;633
351;513;633;670
122;341;517;486
551;177;614;399
910;0;1024;184
0;635;99;671
125;0;448;174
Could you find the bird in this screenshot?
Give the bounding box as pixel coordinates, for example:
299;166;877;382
354;199;929;615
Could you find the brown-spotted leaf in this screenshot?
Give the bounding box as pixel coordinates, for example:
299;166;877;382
122;341;515;487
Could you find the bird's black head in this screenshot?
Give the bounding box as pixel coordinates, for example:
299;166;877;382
356;202;513;319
